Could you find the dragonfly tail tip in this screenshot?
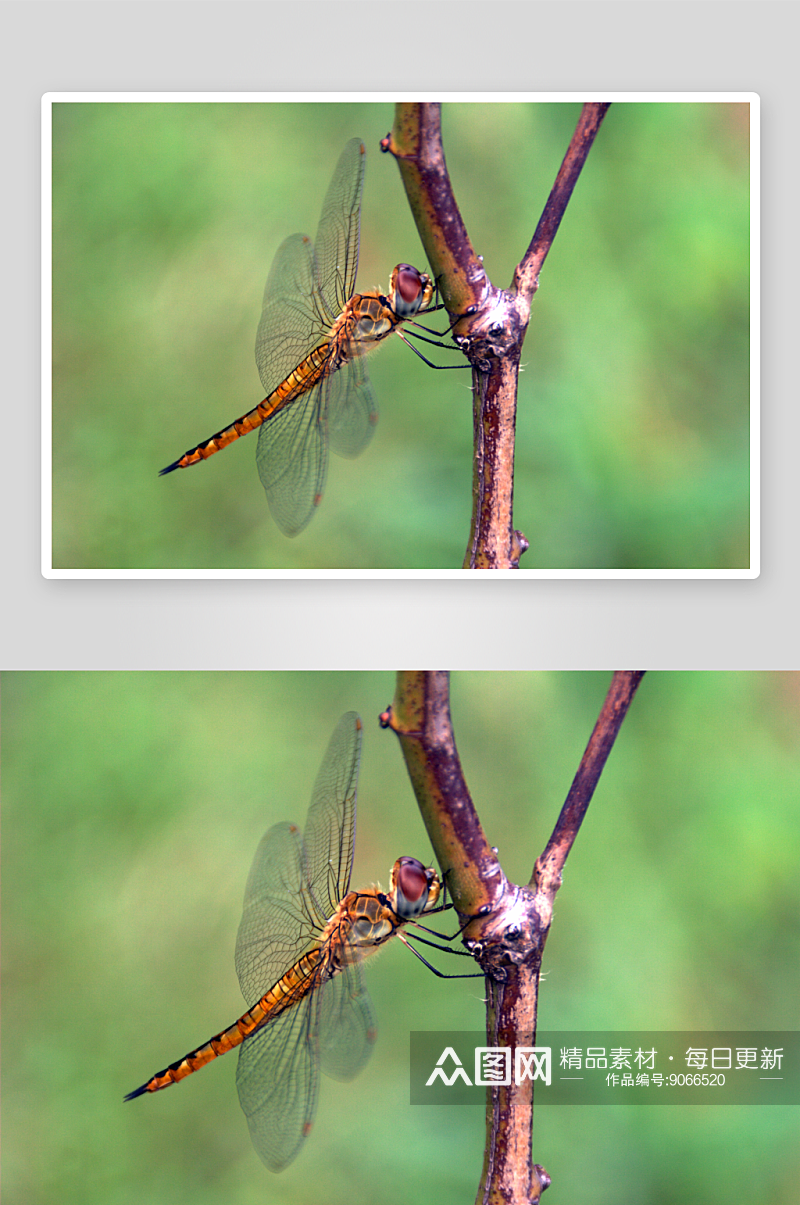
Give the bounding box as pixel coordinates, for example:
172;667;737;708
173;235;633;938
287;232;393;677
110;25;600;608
124;1084;148;1102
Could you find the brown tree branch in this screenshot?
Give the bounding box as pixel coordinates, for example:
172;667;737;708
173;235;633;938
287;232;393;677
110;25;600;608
380;107;486;319
379;671;504;917
382;670;644;1205
533;670;646;897
381;102;610;570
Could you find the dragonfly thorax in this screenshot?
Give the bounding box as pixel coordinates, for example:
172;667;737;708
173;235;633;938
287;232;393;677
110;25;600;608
337;265;434;352
324;890;398;967
327;858;441;967
345;294;397;345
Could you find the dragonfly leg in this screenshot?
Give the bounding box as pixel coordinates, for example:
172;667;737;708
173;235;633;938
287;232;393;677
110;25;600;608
394;329;470;370
398;932;484;979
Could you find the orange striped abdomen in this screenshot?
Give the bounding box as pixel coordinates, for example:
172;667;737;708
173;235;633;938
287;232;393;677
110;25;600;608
159;342;338;475
124;947;326;1099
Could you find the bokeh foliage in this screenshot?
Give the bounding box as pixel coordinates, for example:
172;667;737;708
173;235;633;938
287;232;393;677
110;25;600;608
3;671;797;1205
50;101;750;569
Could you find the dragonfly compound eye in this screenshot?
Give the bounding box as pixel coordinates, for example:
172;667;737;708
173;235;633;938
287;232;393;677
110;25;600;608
393;856;434;918
392;265;427;318
397;265;423;303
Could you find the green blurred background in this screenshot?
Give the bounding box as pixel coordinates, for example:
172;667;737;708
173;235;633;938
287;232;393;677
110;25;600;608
3;671;796;1205
50;101;751;570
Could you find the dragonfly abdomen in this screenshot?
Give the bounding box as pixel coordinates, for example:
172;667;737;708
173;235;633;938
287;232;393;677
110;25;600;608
159;344;336;475
124;1022;255;1099
124;947;326;1100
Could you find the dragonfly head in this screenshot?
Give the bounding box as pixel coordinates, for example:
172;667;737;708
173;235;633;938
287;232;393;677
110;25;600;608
388;265;435;320
388;857;441;920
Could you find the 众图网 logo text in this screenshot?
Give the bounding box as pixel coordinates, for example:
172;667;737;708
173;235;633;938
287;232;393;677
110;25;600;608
425;1046;552;1087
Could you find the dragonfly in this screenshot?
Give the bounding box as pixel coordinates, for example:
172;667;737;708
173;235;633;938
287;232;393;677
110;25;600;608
160;137;450;537
125;713;473;1172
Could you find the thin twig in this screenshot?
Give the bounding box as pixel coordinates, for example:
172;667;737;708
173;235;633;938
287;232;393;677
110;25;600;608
514;102;612;308
534;670;646;896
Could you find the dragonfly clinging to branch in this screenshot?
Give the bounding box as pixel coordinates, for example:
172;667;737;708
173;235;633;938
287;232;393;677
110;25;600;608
161;139;463;536
125;713;479;1171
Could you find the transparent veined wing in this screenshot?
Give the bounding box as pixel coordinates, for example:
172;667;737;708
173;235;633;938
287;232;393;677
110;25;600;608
253;184;376;536
312;137;366;315
234;713;361;1002
255;389;331;538
254;233;329;398
234;821;320;1006
236;977;322;1172
235;953;374;1172
302;711;361;917
254;356;377;536
232;713;361;1007
160;139;373;534
233;713;369;1171
316;958;376;1082
326;352;378;461
253;135;366;398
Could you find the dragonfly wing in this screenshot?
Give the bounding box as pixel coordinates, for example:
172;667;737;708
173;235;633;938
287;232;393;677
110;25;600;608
236;987;321;1173
301;712;361;917
317;959;376;1083
326;353;378;461
235;714;361;1003
253;143;368;534
255;232;330;395
313;138;365;314
235;820;322;1005
255;355;376;535
254;383;329;538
